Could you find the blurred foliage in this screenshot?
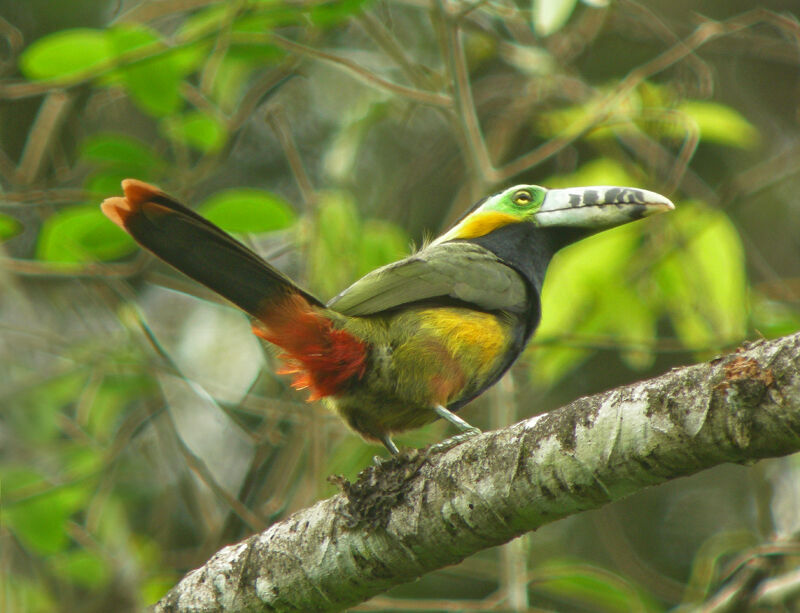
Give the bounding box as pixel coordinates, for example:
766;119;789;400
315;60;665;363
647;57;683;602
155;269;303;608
1;0;800;611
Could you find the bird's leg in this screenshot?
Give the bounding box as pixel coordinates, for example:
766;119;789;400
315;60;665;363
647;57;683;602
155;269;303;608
433;404;481;434
429;404;482;454
380;433;400;456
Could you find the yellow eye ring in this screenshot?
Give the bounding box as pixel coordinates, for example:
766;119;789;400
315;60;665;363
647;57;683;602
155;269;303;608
512;190;532;206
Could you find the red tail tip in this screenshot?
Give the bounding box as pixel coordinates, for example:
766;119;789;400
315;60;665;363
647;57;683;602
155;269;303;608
121;178;164;205
100;179;165;229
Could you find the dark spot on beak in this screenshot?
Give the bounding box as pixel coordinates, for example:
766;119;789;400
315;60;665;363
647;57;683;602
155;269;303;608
605;187;622;201
628;204;648;220
569;193;581;207
583;190;599;205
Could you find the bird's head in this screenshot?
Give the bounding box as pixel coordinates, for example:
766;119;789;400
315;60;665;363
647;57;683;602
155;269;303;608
431;184;674;247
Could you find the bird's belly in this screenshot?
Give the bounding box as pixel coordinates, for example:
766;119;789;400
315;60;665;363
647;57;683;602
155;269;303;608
328;307;513;440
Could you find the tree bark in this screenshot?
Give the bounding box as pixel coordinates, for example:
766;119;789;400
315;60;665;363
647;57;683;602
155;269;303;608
156;332;800;612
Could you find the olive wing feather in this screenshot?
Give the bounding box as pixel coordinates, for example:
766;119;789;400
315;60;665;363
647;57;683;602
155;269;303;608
327;242;527;316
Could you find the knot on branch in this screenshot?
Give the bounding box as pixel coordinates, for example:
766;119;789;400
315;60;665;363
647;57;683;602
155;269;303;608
712;355;776;449
330;451;427;531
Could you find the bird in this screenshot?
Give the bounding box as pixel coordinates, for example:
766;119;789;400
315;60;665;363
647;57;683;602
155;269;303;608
102;179;673;454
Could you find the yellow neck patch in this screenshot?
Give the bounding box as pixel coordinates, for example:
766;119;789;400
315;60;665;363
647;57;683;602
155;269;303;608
450;211;520;240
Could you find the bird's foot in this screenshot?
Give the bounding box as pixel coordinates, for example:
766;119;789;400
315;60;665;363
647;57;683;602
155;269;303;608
428;427;482;455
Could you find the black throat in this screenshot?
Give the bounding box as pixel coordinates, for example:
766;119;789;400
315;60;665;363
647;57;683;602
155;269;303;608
469;222;588;296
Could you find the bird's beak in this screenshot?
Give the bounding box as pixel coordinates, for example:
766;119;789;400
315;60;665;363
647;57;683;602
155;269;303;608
533;186;674;229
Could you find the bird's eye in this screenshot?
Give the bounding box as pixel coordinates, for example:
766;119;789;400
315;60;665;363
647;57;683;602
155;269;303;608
512;190;533;206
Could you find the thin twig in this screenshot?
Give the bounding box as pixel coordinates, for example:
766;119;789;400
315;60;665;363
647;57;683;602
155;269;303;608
16;90;75;184
356;11;432;91
267;106;315;209
135;312;268;533
442;10;495;186
0;252;149;278
263;32;452;108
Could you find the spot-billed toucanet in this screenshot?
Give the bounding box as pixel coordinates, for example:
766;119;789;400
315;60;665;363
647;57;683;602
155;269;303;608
102;180;673;454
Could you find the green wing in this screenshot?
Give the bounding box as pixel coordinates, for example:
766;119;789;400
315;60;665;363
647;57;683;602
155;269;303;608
328;242;527;316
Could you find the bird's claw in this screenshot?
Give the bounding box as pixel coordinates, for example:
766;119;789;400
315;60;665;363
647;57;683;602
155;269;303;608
429;428;482;454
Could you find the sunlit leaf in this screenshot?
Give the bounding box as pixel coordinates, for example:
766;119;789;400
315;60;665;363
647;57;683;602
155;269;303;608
532;220;650;385
530;160;669;386
88;374;155;441
676;100;759;148
603;283;657;370
50;550;110;589
309;191;363;297
501;43;556;76
546;157;639;189
751;292;800;339
11;372;88;443
210;55;259;111
536;89;640;140
533;560;657;612
227;15;287;61
4;469;87;554
309;0;373;26
108;25;184;117
84;169;135;198
198;188;295;233
142;575;180;606
655;202;747;350
19;28;111;80
533;0;579;36
160;111;227;152
80;133;165;171
0;212;22;240
37;205;136;263
2;577;55;613
357;220;409;277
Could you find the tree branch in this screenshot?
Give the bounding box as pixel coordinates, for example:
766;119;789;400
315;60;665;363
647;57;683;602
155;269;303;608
156;332;800;612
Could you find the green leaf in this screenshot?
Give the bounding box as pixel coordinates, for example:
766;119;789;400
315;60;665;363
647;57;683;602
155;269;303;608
531;228;629;385
536;89;640;141
654;202;747;350
2;576;55;613
227;15;287;61
357;220;409;277
677;100;759;149
751;293;800;339
10;372;87;443
4;470;87;554
533;560;658;612
207;55;257;111
142;575;179;606
533;0;579;36
308;0;373;26
80;133;165;172
546;157;639;189
0;212;22;240
19;28;111;80
178;5;227;39
50;550;110;589
108;25;185;117
160;111;227;153
88;374;155;441
37;205;136;264
84;169;135;198
198;188;295;233
531;199;658;385
309;192;363;297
